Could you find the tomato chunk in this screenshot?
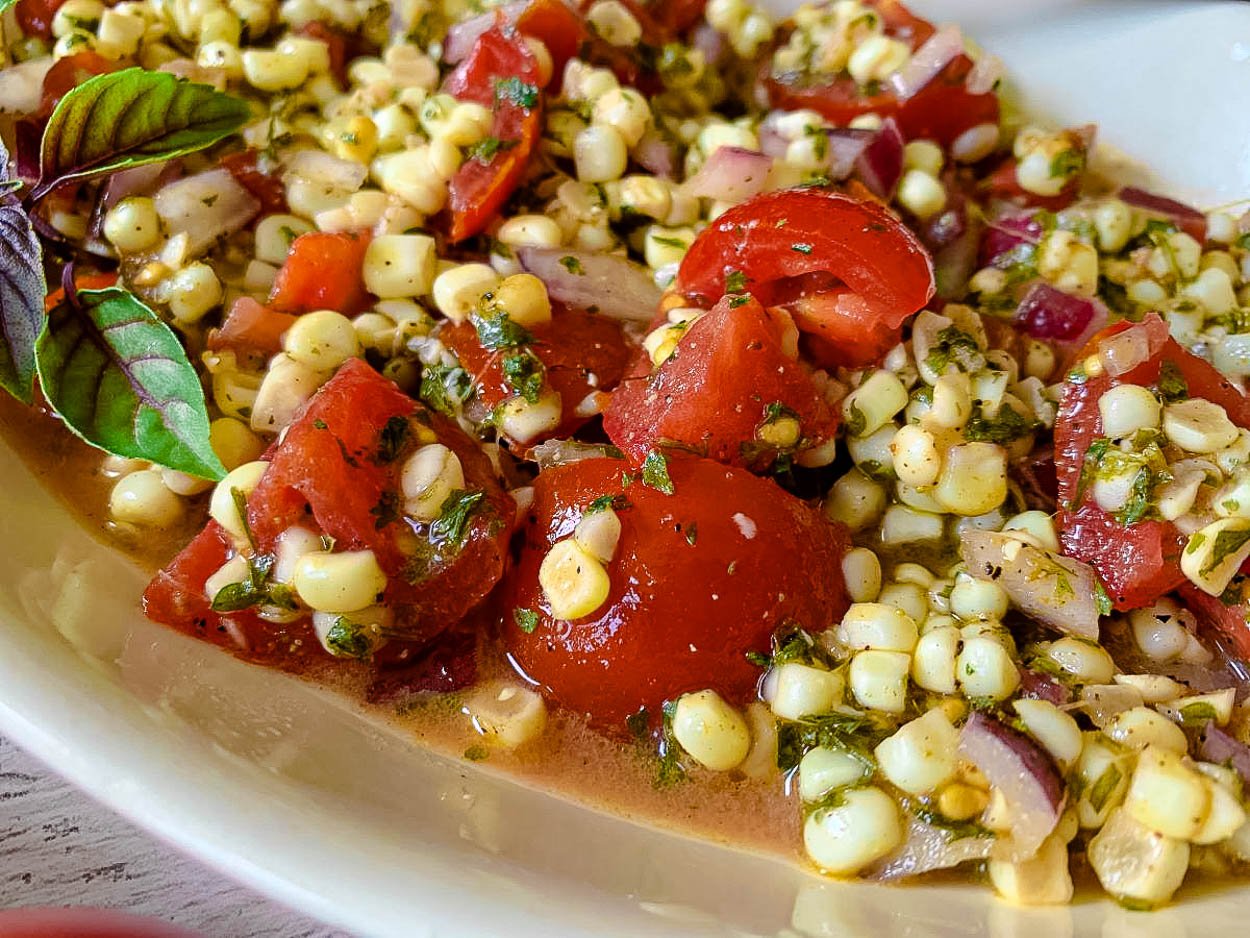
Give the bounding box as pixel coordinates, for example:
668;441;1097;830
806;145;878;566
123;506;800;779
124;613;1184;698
675;190;934;358
783;288;904;369
1055;315;1250;610
220;150;286;214
603;294;840;469
440;302;633;442
144;359;514;663
1180;583;1250;660
268;230;373;315
209;296;299;355
443;27;545;243
505;456;851;727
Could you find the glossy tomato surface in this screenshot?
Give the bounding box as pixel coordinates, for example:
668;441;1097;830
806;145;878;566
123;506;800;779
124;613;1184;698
505;456;851;727
1055;316;1250;610
268;230;373;316
603;294;840;468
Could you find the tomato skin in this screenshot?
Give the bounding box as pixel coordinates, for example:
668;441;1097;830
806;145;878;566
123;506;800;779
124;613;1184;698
144;359;514;661
220;149;286;214
209;296;299;354
515;0;585;78
443;27;544;243
676;189;935;323
15;0;67;39
603;294;840;468
784;288;903;369
440;302;633;441
268;229;373;316
295;21;350;85
1055;315;1250;610
505;456;851;727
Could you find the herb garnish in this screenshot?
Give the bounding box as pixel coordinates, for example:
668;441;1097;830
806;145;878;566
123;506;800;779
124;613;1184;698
641;450;674;494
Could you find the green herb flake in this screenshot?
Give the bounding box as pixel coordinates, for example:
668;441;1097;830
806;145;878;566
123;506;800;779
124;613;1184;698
587;493;630;514
724;269;748;293
474;311;534;351
494;76;539;109
655;699;688;788
513;607;540;634
924;325;981;376
1049;148;1084;179
464;744;490;762
1086;762;1123;812
791;242;814;255
1156;360;1189;404
559;255;585;275
325;617;374;658
466;135;516;164
430;489;487;548
313;418;329;430
377;415;410;462
641;450;674;494
1200;525;1250;575
684;521;698;546
1178;701;1219;726
963;403;1040;444
728;294;750;308
419;363;471;417
502;350;545;404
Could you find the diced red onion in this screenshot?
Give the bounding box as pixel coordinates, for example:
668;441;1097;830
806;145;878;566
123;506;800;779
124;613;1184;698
825;128;873;180
101;163;170;213
1119;185;1207;244
683;146;773;203
516;247;660;322
153;168;260;257
1014;282;1107;347
853;118;903;198
980;212;1042;267
966;53;1003;95
0;58;51;117
442;2;526;63
284;148;368;191
1019;668;1072;705
888;24;964;100
960;529;1102;640
691;22;726;67
1097;314;1169;377
1199;724;1250;784
958;712;1063;860
868;813;994;881
634;131;678;179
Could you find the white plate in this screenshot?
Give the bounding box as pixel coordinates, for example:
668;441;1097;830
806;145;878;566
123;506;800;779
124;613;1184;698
3;3;1250;936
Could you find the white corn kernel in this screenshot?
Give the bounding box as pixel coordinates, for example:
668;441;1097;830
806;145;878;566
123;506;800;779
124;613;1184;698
491;273;552;327
848;649;911;713
363;233;437;299
841;548;882;603
1088;808;1189;908
497;214;565;250
283;310;360;370
1192;776;1247;845
643;225;695;270
432;263;501;324
880;504;944;545
889;424;941;487
103;196;161;253
1157;688;1236;728
1098;384;1161;439
844;370;909;437
1076;734;1132;828
764;662;843;720
671;689;751;772
1182;516;1250;596
1044;637;1117;684
846;34;910;84
242;48;308;91
1013;699;1082;769
948;574;1009;622
163;262;223;324
109;469;183;528
273;525;323;584
1129;600;1193;661
1125;745;1210;839
204;554;251;604
254;214;313;266
933;442;1008;516
251;356;327;435
292;549;388;614
840;602;918;653
824;469;887;532
874;708;959;795
586;0;642;46
1182;266;1238;316
1104;706;1189;755
798;746;870;801
209;418;264;471
876;582;927;624
1093;199;1133;253
1113;673;1186;705
989;832;1074;906
591;87;651;148
1002;510;1060;551
1164;398;1240;453
902;139;944;178
573;507;622;563
574;124;628;183
401;443;464;524
950;122;999;164
467;682;548;749
540;538;610;620
803;786;903;875
957;636;1019;701
911;625;959;695
497;388;562;443
896;169;946;220
928;372;972;429
208;460;268;543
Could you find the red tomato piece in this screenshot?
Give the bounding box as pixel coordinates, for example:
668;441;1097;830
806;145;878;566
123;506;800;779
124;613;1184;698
144;359;515;662
268;229;373;315
603;294;840;468
515;0;585;78
440;302;633;441
505;456;851;727
1055;315;1250;610
15;0;67;39
37;51;117;115
209;296;299;355
983;158;1079;212
295;21;350;85
44;272;117;311
676;189;935;326
783;287;903;369
220;149;286;214
443;27;545;243
1180;583;1250;660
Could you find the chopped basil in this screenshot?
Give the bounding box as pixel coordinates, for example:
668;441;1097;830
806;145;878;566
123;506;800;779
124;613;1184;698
655;699;687;787
724;269;748;293
430;489;487;548
369;490;401;529
419;363;472;416
776;711;891;773
651;235;688;248
1049;148;1084;179
924;325;981;375
210;552;298;614
494;76;538;109
325;617;374;658
909;802;994;842
728;294;750;308
513;607;540;634
502;350;545;403
377;415;411;462
1178;701;1219;726
1156;360;1189;403
559;255;585;275
963;403;1040;444
790;242;814;254
641;450;674;494
587;493;630;513
474;310;534;350
466;135;516;164
1201;525;1250;576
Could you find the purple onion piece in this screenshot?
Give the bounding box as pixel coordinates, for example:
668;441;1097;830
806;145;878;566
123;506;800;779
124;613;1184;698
1013;281;1108;347
1119;185;1206;242
853;118;904;199
1019;668;1072;706
634;131;677;179
867;813;994;881
959;712;1064;860
516;247;659;322
441;1;526;62
1199;723;1250;785
979;212;1042;267
824;128;873;180
683;145;773;203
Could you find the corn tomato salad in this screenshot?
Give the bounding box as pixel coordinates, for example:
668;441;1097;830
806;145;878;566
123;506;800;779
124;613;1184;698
3;0;1250;909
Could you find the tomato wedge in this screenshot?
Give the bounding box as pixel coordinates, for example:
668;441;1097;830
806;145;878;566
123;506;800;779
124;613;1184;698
603;294;840;469
268;229;373;315
440;301;633;442
209;296;299;355
505;455;851;727
1055;315;1250;611
144;359;514;663
783;287;904;369
443;27;545;243
675;189;934;362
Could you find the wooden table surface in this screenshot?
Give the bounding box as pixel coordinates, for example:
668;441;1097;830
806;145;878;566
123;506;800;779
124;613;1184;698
0;736;349;937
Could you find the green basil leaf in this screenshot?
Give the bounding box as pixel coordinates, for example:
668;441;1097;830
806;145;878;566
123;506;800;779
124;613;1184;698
36;286;227;480
0;138;44;403
35;68;250;199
